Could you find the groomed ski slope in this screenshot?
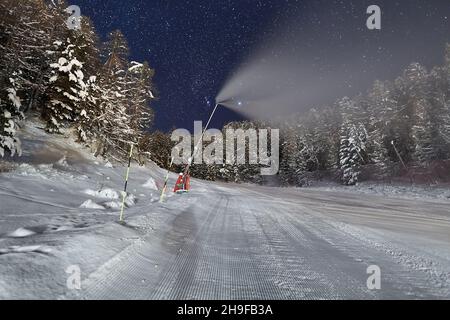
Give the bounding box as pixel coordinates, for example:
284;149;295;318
0;120;449;299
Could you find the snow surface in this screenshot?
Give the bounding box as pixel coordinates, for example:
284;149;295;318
0;119;449;299
308;181;450;201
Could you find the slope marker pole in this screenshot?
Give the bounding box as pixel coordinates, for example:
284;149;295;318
159;156;174;203
391;140;407;170
119;143;134;222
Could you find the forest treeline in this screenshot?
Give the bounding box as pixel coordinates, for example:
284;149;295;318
279;46;450;186
0;0;156;162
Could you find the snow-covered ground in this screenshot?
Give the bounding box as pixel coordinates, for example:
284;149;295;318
0;120;174;298
0;120;449;299
309;182;450;201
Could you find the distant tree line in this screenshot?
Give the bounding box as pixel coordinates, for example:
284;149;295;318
0;0;156;162
277;46;450;186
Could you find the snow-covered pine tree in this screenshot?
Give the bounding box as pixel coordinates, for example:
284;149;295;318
95;82;132;161
74;17;102;78
390;65;422;165
294;132;319;186
0;74;24;157
75;74;100;143
127;61;156;148
220;121;262;183
429;45;450;158
94;30;133;161
445;43;450;75
0;0;69;114
279;110;337;185
44;10;104;134
400;63;437;165
412;100;435;164
190;162;220;181
339;123;368;185
439;86;450;156
67;19;102;144
302;109;329;171
44;38;87;133
218;165;235;183
338;97;368;185
280;116;320;187
366;80;392;177
279;126;299;185
440;99;450;156
317;107;341;171
139;131;173;168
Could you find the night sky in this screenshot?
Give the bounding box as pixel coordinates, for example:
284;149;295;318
69;0;450;131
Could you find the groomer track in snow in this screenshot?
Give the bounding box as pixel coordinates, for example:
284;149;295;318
67;184;450;300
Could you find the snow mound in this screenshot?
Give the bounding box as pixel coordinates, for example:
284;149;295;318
143;177;158;190
125;194;137;206
104;161;113;168
80;199;105;210
0;245;51;255
103;193;137;210
15;163;51;178
56;156;68;167
8;227;36;238
12;163;78;180
84;188;120;200
103;201;121;209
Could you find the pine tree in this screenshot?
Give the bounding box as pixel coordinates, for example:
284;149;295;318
0;2;156;163
44;38;86;133
400;63;437;164
318;107;341;170
367;80;392;177
0;0;69;113
390;65;422;165
430;45;450;158
94;30;132;161
0;73;24;157
127;61;156;146
338;97;368;185
75;74;100;143
339;123;368;185
279;126;299;185
295;133;318;186
412;100;435;164
220;121;262;183
65;18;103;144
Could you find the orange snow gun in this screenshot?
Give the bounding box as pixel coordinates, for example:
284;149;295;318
174;173;190;194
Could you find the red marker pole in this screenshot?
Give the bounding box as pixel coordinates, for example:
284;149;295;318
119;143;134;222
159;157;174;203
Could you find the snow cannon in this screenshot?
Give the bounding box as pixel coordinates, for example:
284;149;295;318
174;173;190;194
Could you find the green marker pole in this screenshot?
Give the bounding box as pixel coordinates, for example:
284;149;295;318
159;157;174;203
119;143;134;222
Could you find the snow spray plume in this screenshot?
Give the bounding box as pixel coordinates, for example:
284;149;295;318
216;47;347;121
215;19;378;121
